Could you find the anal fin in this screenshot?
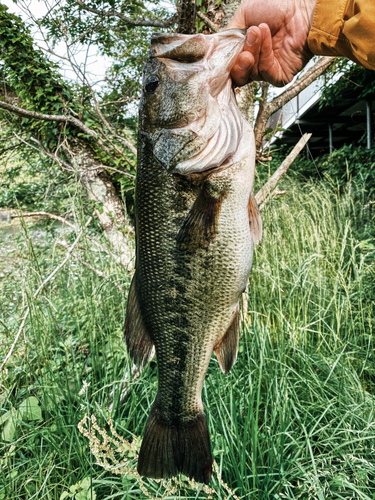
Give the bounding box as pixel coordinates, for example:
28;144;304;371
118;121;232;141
176;183;224;252
124;274;154;368
214;306;240;374
248;191;262;244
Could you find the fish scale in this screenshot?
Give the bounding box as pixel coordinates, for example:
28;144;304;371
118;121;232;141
125;30;262;484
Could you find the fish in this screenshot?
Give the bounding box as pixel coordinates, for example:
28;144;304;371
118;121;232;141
124;29;262;485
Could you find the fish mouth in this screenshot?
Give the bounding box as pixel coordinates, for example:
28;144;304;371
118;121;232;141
148;30;248;174
151;30;245;98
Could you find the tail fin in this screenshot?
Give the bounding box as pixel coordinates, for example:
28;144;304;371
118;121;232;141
137;405;213;484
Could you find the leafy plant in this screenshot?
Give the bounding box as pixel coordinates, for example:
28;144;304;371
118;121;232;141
60;477;96;500
1;176;375;498
0;396;42;442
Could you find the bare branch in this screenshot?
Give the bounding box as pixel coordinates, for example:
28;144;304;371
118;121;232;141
0;141;22;155
0;99;97;138
259;190;287;212
255;133;312;206
197;12;219;33
10;211;76;229
13;133;73;171
111;134;137;157
67;61;138;159
99;97;139;108
253;57;334;151
254;82;270;150
267;57;336;116
1;100;136;173
76;0;178;28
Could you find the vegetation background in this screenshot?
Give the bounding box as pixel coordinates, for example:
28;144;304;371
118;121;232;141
1;0;375;498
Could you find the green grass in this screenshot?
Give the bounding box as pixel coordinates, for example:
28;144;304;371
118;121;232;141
1;178;375;499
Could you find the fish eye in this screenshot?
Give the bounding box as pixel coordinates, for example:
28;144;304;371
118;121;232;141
145;76;159;93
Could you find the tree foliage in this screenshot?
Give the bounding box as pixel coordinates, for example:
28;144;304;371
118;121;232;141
0;0;338;261
320;63;375;109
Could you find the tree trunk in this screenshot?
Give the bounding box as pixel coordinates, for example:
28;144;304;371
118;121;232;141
236;83;256;128
220;0;242;29
177;0;197;33
72;146;134;270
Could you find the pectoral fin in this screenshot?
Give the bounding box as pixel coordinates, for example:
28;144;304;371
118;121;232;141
124;275;154;368
248;192;262;245
214;307;240;374
176;183;224;251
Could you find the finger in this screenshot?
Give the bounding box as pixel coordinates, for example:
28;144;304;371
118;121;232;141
230;27;261;86
244;26;262;81
231;52;255;86
257;23;284;86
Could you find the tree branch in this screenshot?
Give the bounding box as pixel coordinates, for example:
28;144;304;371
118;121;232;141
0;99;136;173
197;12;219;33
254;82;270;150
267;57;336;116
0;99;96;138
10;211;76;229
13;133;73;171
76;0;178;28
258;190;286;212
255;133;312;206
253;57;335;151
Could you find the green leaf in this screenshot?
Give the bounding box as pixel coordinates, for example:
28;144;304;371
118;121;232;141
60;492;71;500
80;478;91;490
76;477;96;500
1;415;17;442
19;396;42;421
76;490;96;500
0;412;11;426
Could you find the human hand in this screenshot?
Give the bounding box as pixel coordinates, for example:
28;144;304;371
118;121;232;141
227;0;317;87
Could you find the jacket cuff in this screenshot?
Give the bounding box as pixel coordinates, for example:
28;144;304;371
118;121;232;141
307;0;348;57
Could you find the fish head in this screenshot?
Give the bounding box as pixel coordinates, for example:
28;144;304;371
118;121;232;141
139;30;248;174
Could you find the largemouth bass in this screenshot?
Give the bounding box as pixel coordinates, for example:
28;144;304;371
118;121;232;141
125;29;262;485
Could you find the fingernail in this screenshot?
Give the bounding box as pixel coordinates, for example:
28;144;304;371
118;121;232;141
247;29;257;46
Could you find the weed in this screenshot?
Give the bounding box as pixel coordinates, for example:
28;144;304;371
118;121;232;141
1;178;375;498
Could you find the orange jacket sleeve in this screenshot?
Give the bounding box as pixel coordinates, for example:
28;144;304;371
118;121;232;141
307;0;375;70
